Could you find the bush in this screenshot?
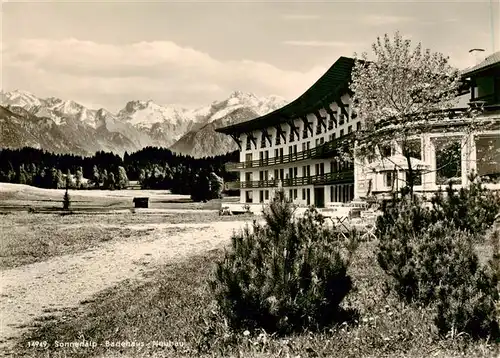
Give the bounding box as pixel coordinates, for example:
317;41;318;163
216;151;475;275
211;189;357;335
376;195;432;303
431;174;500;238
434;265;498;339
376;193;499;339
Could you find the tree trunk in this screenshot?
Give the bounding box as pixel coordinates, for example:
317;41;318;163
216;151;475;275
406;153;414;199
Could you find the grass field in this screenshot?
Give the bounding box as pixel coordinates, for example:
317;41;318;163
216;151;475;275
1;183;497;358
10;242;497;358
0;182;239;212
0;210;251;270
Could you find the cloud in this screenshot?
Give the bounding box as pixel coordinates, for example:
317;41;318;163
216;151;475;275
282;14;320;20
282;40;358;48
361;14;414;26
2;38;328;112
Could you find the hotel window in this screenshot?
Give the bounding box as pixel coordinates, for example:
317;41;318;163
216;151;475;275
293;189;298;199
289;189;293;199
380;144;393;157
340;129;344;137
330;186;334;202
434;138;462;185
356;122;361;131
315;138;320;147
245;153;253;167
402;139;422;160
260;133;266;148
319;163;325;175
293;144;298;155
245;172;253;182
288;145;293;156
328;134;333;141
302;142;306;152
408;170;422;186
274;169;279;180
259;190;264;203
245;190;253;203
328;115;335;130
384;172;394;188
348;125;352;133
320;137;325;145
293;167;298;178
302;188;306;200
303;126;309;139
339;110;345;126
265;190;269;200
475;135;500;183
274;148;279;159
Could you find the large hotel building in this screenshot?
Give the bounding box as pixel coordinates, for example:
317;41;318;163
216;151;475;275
216;52;500;211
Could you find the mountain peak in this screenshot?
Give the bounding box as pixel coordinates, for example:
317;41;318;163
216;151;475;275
1;89;42;109
228;91;257;100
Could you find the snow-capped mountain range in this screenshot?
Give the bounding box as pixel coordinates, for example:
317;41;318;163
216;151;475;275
0;90;287;157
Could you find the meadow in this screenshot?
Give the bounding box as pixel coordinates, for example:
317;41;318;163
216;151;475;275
0;183;497;358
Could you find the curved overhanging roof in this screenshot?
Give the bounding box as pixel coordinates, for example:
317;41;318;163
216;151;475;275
215;56;355;135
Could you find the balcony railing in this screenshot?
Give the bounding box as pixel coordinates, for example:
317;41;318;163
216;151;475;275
225;170;354;189
226;133;355;171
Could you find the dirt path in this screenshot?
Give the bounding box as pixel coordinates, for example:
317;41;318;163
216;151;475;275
0;220;250;350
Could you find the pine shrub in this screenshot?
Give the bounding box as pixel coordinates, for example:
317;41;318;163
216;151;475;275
431;174;500;239
376;193;499;339
211;189;357;335
376;195;432;303
63;188;71;211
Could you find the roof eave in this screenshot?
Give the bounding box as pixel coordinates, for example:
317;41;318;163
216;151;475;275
461;63;500;78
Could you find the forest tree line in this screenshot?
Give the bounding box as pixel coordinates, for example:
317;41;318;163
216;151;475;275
0;147;239;200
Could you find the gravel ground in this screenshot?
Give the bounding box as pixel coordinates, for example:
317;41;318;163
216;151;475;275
0;220;252;350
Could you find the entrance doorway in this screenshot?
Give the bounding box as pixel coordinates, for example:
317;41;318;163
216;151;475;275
314;187;325;208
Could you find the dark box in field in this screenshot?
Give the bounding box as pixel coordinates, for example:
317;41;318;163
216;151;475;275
133;197;149;208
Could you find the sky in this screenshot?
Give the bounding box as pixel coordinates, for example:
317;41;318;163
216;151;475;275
1;0;499;113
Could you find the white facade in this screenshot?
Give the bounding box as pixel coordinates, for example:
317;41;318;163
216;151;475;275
229;94;360;208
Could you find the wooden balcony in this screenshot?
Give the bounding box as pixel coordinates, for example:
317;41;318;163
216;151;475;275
225;170;354;189
225;133;355;171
